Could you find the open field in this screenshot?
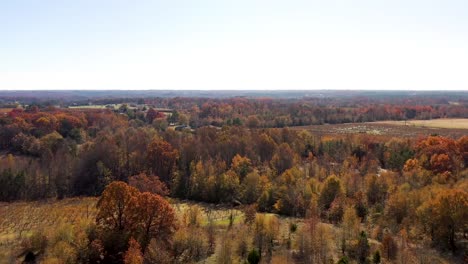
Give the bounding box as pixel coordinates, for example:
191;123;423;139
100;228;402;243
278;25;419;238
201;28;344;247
68;104;131;110
0;198;305;263
0;109;13;117
68;104;172;112
0;198;97;243
68;104;109;109
0;198;249;248
291;120;468;139
374;118;468;129
0;198;97;263
0;198;455;264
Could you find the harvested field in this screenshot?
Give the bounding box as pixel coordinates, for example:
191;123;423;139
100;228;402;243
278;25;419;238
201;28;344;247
375;118;468;129
0;198;97;263
291;120;467;139
0;108;13;117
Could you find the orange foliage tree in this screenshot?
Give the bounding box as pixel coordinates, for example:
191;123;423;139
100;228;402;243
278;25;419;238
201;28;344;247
96;181;177;255
96;181;140;231
146;138;179;183
416;136;459;173
129;173;169;196
231;154;253;179
456;135;468;165
417;189;468;252
124;238;144;264
133;192;176;250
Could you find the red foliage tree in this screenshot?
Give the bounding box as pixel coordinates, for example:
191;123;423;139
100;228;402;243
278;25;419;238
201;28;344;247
129;173;169;196
146;138;179;183
133;192;176;250
96;181;139;231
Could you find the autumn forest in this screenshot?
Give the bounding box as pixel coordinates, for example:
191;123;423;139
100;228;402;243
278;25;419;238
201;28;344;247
0;91;467;264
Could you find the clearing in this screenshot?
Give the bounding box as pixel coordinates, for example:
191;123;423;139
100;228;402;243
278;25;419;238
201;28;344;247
374;118;468;130
290;119;468;139
0;198;453;264
0;198;307;263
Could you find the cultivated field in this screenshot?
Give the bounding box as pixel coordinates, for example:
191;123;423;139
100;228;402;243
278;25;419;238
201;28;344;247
374;118;468;129
291;119;468;139
0;198;97;263
0;109;13;117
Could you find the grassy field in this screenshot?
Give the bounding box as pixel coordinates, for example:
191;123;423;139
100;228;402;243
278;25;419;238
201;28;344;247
375;118;468;129
0;198;97;263
68;105;109;109
0;198;252;261
0;198;249;246
0;198;454;264
0;197;320;263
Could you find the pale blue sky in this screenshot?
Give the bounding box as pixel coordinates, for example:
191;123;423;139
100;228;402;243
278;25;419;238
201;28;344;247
1;0;467;90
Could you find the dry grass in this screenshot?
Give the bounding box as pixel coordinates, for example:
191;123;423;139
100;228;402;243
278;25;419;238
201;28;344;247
0;197;301;263
0;197;97;263
0;198;97;245
0;198;245;244
0;198;456;263
0;108;13;113
375;118;468;129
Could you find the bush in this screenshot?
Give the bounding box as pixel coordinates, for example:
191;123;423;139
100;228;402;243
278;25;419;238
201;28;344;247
372;250;381;264
247;248;260;264
337;256;349;264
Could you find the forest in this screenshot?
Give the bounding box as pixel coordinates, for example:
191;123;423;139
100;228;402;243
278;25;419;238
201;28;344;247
0;93;466;264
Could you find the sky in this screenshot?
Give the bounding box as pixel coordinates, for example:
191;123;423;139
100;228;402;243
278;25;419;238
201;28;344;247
1;0;467;90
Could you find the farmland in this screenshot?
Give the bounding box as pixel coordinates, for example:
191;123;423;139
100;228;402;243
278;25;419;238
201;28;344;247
0;92;466;263
290;119;468;139
0;198;307;263
2;0;468;261
374;118;468;130
0;198;252;262
0;197;455;264
0;198;97;263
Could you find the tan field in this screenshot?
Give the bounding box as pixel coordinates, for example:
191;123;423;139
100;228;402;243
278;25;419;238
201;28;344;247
375;118;468;129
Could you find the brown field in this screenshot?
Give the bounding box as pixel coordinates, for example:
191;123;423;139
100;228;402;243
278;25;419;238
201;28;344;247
0;198;97;263
0;109;13;117
290;120;468;139
374;118;468;129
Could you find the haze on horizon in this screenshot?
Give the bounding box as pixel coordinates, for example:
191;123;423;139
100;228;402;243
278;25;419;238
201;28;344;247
1;0;467;91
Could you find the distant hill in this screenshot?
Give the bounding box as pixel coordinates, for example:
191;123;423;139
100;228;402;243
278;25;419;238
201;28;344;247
0;89;467;102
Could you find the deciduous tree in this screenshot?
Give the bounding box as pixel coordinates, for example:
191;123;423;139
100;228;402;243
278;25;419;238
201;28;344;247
319;175;342;212
417;189;468;252
129;173;169;196
96;181;139;231
146;138;178;183
124;238;143;264
133;192;176;250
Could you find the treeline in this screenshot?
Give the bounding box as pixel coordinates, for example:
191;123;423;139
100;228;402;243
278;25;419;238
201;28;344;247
3;93;468;129
0;107;467;259
134;96;468;127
